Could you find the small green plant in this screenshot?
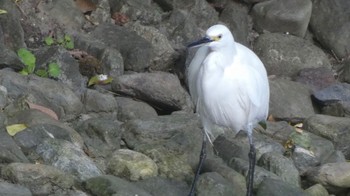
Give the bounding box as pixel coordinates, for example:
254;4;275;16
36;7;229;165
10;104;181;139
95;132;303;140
17;48;61;78
44;34;74;49
18;48;36;75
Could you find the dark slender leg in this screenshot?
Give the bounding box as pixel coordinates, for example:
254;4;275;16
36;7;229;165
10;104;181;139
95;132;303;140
188;134;207;196
247;144;256;196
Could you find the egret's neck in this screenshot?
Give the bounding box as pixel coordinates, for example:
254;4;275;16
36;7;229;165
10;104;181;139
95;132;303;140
206;43;236;70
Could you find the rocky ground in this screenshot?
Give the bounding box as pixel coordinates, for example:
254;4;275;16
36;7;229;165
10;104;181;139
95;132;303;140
0;0;350;195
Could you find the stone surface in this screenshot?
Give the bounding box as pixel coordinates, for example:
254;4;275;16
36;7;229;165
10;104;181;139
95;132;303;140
116;97;158;121
256;178;308;196
312;83;350;105
122;113;203;182
254;33;331;77
196;172;235;196
107;149;158;181
91;24;155;72
304;184;329;196
293;67;337;92
134;177;189;196
0;70;83;121
310;0;350;59
219;1;249;46
36;139;103;181
306;162;350;192
82;89;118;113
304;114;350;159
258;152;300;187
252;0;312;37
269;78;315;121
0;128;29;163
1;163;76;195
112;72;193;113
0;181;32;196
84;175;152;196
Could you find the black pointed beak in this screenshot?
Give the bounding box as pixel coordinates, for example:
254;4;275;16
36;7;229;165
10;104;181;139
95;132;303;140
187;37;213;48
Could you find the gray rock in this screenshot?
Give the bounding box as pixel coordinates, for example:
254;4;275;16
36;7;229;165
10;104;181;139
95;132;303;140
73;33;124;78
340;59;350;83
160;9;202;48
310;0;350;59
34;46;87;94
0;181;32;196
312;83;350;106
252;0;312;37
0;70;83;121
258;152;300;187
290;131;335;174
201;158;246;196
122;113;203;182
304;114;350;159
293;67;337;92
0;0;26;71
229;157;280;190
269;78;315;121
321;150;346;165
83;175;152;196
196;172;235;196
305;184;329;196
91;23;155;72
82;89;118;113
74;117;121;160
260;121;295;143
256;178;308;196
116;97;158;121
111;71;193;113
8;109;84;149
254;33;331;77
13;123;73;156
0;129;29;163
1;163;76;195
109;0;163;25
0;0;26;51
134;176;189;196
107;149;158;181
0;85;7;109
214;131;284;164
306;162;350;193
36;139;103;181
219;1;250;46
125;22;177;71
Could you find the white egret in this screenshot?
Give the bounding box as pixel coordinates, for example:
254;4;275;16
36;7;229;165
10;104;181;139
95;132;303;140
186;24;269;196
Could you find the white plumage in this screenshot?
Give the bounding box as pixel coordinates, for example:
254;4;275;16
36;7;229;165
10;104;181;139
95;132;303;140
186;24;269;196
187;24;269;140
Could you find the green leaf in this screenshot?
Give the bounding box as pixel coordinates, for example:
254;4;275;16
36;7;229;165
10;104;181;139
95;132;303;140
17;48;36;74
64;34;71;42
0;9;7;14
64;40;74;49
88;74;113;86
48;62;61;78
19;69;29;75
6;124;27;136
35;69;48;77
44;36;54;46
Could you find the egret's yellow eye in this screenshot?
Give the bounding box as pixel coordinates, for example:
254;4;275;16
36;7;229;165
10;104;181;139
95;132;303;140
212;34;222;41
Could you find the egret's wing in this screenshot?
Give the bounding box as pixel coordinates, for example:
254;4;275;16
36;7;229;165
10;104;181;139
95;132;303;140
186;46;209;108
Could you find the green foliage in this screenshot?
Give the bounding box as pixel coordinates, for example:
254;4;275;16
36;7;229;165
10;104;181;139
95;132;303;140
48;62;61;78
17;48;61;78
44;36;54;46
17;48;36;75
35;69;48;77
44;34;74;49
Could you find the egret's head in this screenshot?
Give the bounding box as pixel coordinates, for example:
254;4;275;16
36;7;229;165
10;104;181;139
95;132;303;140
187;24;234;51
